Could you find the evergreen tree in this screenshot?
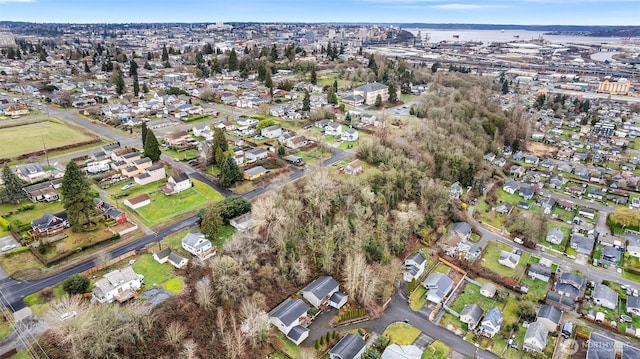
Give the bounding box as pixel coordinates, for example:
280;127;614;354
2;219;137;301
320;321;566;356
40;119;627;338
270;44;278;61
163;61;171;68
143;129;161;161
161;44;169;62
212;128;228;153
61;161;95;230
302;91;311;112
214;147;225;167
83;61;91;73
133;75;140;97
333;80;338;93
111;66;125;95
264;70;273;89
388;83;398;103
141;121;148;146
375;94;382;108
142;82;149;93
143;61;152;70
200;203;223;240
278;144;285;156
327;87;337;104
1;164;25;204
228;49;238;71
310;67;317;85
219;156;243;188
128;59;138;77
501;80;509;94
62;274;90;295
345;112;352;125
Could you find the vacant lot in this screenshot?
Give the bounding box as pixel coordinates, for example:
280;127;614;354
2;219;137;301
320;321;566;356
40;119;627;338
382;322;421;345
479;241;530;278
0;121;95;158
136;188;207;224
450;282;500;313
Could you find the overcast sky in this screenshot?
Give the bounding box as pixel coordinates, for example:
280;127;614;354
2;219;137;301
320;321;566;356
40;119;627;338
0;0;638;25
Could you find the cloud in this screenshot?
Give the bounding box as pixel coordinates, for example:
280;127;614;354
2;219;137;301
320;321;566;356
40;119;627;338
0;0;35;3
432;3;506;9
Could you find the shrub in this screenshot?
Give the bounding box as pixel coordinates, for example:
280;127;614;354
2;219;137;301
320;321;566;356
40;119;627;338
62;274;90;295
0;217;9;230
3;246;29;257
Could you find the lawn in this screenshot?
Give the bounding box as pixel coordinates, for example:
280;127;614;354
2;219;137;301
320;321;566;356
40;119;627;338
192;179;224;202
520;276;550;302
163;147;199;161
409;286;427;311
479;241;530;279
293;148;330;166
450;283;499;313
131;254;174;287
474;198;505;228
0;201;65;225
136;188;208;225
422;340;450;359
0;120;95;159
162;277;184;294
161;228;191;253
433;263;451;274
382;322;421;345
502;296;520;326
273;331;300;358
0;250;48;279
337;140;358;150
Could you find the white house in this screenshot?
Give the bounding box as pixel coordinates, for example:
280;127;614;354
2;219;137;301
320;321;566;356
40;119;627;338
91;266;143;304
325;123;343;136
245;147;269;162
403;253;426;282
523;321;548;353
230;212;252;232
498;250;520;269
153;248;189;269
161;172;192;195
302;276;348;309
261;125;283;139
123;193;151;209
181;232;212;257
269;298;310;345
479;307;503;338
192;124;211;137
340;129;359;142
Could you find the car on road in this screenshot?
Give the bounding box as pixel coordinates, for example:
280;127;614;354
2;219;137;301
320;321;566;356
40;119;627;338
121;184;132;191
1;244;17;252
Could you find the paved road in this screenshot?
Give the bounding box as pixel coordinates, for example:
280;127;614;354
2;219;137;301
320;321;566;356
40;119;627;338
0;216;198;311
324;289;499;359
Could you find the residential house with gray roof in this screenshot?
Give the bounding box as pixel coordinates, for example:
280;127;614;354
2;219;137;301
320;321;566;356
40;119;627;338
593;284;619;310
460;303;483;330
302;276;347;309
422;273;453;304
329;334;366;359
269;298;310;345
479;308;502;338
523;321;548;353
536;304;562;332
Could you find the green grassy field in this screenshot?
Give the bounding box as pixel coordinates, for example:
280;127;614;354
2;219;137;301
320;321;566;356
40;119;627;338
136;188;206;224
0;120;95;158
479;241;530;278
0;201;65;224
409;286;427;311
382;322;421;345
450;283;500;313
131;254;174;287
192;179;225;202
423;340;450;359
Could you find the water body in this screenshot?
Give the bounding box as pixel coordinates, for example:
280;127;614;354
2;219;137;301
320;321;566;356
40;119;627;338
404;28;627;45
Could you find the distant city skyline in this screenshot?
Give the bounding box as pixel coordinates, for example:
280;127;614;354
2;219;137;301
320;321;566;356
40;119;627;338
0;0;638;26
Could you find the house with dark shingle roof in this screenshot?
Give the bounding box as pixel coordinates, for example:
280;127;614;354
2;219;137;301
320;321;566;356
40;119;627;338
593;284;618;310
269;298;310;345
423;273;453;304
545;291;575;312
329;333;366;359
479;307;503;338
460;303;483;330
586;333;615;359
528;263;552;282
523;321;548;353
302;276;347;309
536;304;562;332
570;233;595;255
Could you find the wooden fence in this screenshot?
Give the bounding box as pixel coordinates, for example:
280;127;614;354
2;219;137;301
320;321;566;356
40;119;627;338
84;249;147;276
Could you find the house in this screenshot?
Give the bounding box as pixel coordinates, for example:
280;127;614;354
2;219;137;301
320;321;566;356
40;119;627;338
192;124;211;137
344;160;363;176
353;82;389;106
539;197;556;214
380;344;423;359
16;163;47;182
601;246;621;264
422;272;453;304
623;345;640;359
498;250;520;269
230;212;252;232
593;284;619;310
450;182;463;199
627;296;640;316
329;334;366;359
302;276;348;309
626;234;640;258
451;222;472;240
23;181;60;202
460;303;483;330
341;129;358;142
31;212;69;236
121;165;142;178
578;208;596;220
495;202;513;215
181;232;212;257
523;321;548;353
586;333;615;359
528;263;552;282
570;233;595;255
237;117;258;127
286;136;308;150
245;147;269;162
153;248;188;269
403;252;426;282
269;298;310;345
133;164;166;185
545;291;576;312
519;187;535;200
546;228;564;245
554;272;584;299
243;166;268;181
325;123;343;136
124;193;151;210
261;125;283;139
94;198;126;224
480;282;497;298
161;172;192;195
479;307;503;338
164;130;192;146
503;180;520;194
91;266;143;303
536;304;562;332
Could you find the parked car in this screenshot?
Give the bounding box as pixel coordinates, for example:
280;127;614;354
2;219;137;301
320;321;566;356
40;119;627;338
1;244;17;252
